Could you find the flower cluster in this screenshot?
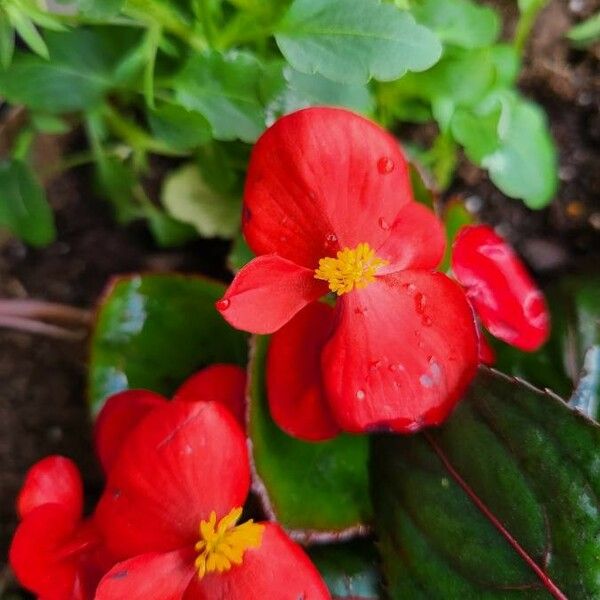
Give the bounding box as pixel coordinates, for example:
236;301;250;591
10;364;330;599
10;108;551;599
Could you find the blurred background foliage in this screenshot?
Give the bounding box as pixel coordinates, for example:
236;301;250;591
0;0;581;251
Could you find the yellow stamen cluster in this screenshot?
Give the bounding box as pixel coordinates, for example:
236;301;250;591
314;242;388;295
194;507;264;579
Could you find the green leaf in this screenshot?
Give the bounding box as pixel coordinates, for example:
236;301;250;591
494;276;600;419
0;27;144;113
308;540;381;598
372;368;600;598
0;159;55;246
0;10;15;69
147;103;212;151
452;93;558;209
143;204;197;247
567;12;600;47
89;274;248;414
5;6;48;59
248;335;372;537
412;0;500;49
161;162;241;239
30;113;70;134
174;51;266;143
275;0;442;85
78;0;125;18
267;64;375;116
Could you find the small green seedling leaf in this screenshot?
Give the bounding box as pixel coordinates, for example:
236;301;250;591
161;162;241;239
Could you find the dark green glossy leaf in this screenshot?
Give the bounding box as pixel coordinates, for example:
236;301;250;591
494;276;600;419
372;368;600;598
89;274;248;414
174;50;266;143
412;0;500;49
275;0;442;85
308;540;381;598
248;335;372;538
0;27;144;113
0;159;55;246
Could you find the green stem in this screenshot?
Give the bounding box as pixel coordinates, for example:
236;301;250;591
124;0;207;51
514;0;549;55
195;0;216;48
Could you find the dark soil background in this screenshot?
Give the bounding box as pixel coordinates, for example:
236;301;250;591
0;0;599;596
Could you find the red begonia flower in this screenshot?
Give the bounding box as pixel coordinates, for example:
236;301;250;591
451;225;550;352
173;363;247;427
94;401;330;599
17;455;83;520
217;107;478;437
94;364;247;473
10;457;113;600
95;390;166;473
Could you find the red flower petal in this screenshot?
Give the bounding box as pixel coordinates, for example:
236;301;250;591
174;364;247;429
267;303;340;441
10;504;89;600
95;550;195;600
243;107;413;269
94;390;166;473
477;328;496;366
96;401;250;560
216;254;327;334
322;271;478;433
17;456;83;521
188;523;330;600
452;225;550;351
376;202;445;273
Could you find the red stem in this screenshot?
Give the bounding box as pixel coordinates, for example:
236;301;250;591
424;431;568;600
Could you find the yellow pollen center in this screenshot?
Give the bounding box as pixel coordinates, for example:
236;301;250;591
314;242;388;295
194;507;264;579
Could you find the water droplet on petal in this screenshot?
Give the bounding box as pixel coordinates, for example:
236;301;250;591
378;217;390;231
280;235;288;243
369;360;382;371
377;156;395;174
420;374;434;388
478;243;509;260
325;233;338;247
523;291;547;327
423;316;432;326
308;189;317;201
356;389;366;400
216;298;230;311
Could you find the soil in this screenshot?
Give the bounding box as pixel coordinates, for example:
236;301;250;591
0;0;598;596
